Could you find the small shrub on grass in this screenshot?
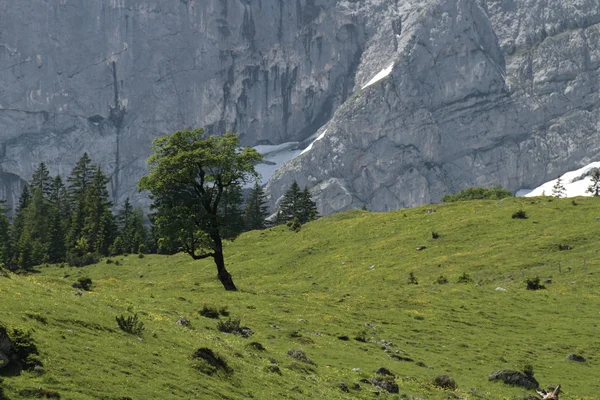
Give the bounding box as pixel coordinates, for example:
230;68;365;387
525;277;545;291
247;342;265;351
287;217;302;232
138;253;144;259
512;210;528;219
217;318;240;333
457;273;473;283
191;348;232;375
114;260;121;266
219;306;230;317
287;349;316;365
558;244;573;251
433;374;457;390
0;325;42;375
408;272;419;285
199;305;220;319
522;363;535;378
105;258;113;264
435;275;449;284
431;231;440;239
354;330;367;342
116;314;144;336
71;277;92;291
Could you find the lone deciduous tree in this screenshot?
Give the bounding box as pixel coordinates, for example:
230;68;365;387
138;129;262;291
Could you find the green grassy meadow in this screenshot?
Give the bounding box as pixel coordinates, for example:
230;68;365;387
1;197;599;399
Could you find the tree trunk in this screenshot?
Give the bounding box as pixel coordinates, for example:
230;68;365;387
214;249;237;291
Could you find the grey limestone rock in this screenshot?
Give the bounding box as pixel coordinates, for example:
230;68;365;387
268;0;600;213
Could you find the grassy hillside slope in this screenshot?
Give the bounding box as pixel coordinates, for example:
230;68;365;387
1;197;599;399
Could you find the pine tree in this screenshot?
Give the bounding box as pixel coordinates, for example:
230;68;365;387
298;187;318;223
0;200;13;268
552;176;566;198
11;185;31;266
277;181;302;224
81;166;115;255
47;176;69;263
277;181;318;224
17;187;50;269
587;169;600;196
244;182;269;230
31;162;53;197
66;153;95;252
112;200;148;255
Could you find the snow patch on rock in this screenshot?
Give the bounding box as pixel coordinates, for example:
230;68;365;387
362;63;394;89
519;162;600;197
253;142;303;185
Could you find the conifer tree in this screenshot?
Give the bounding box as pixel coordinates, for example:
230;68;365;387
112;199;148;255
277;181;318;224
11;185;31;266
66;153;95;251
0;200;13;268
17;187;50;269
81;166;115;255
298;187;318;223
244;182;269;230
31;162;53;197
47;176;69;263
277;181;302;224
587;169;600;196
552;176;566;198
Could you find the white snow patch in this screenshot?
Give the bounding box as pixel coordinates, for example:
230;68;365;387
518;161;600;198
362;63;394;89
300;129;327;155
252;142;303;185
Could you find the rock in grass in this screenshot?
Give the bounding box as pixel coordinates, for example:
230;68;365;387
338;382;349;393
433;374;457;390
375;367;394;376
567;354;586;362
488;370;538;389
370;376;399;393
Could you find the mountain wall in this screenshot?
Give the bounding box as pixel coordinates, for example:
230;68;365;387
0;0;364;207
1;0;599;213
269;0;600;213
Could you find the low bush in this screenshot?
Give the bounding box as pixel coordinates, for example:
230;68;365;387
433;374;457;390
191;348;232;375
431;231;440;239
435;275;449;284
72;277;92;291
442;185;512;203
512;210;528;219
457;273;473;283
525;277;545;291
287;349;315;365
199;305;220;319
217;318;240;334
408;272;419;285
116;314;144;336
0;325;42;376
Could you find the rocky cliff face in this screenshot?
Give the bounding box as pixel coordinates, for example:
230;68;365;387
269;0;600;213
0;0;363;207
1;0;599;214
